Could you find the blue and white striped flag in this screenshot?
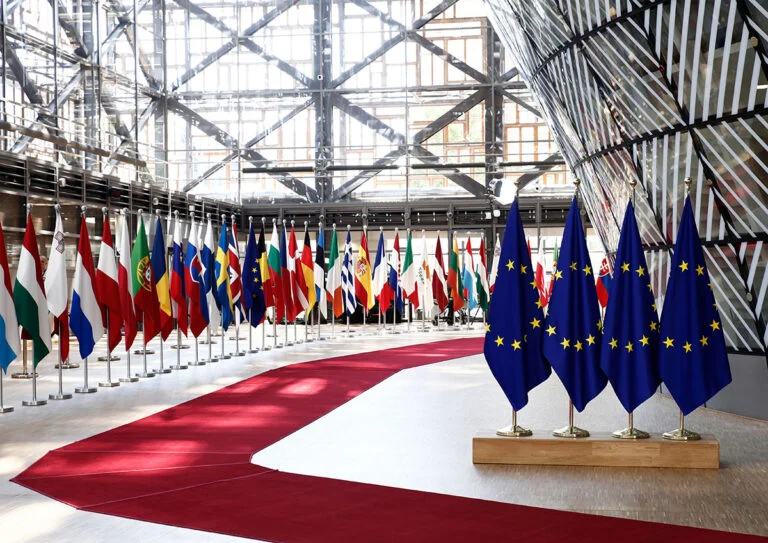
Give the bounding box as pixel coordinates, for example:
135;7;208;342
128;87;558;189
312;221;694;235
341;229;356;317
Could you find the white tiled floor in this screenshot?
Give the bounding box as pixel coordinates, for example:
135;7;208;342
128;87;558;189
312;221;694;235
2;323;767;542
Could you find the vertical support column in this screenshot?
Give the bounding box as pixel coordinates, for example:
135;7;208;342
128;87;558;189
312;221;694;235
183;2;193;186
82;0;97;169
484;25;504;195
153;0;168;191
314;0;333;201
0;0;6;151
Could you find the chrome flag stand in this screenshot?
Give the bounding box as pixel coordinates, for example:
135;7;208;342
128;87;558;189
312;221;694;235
137;314;155;378
49;321;73;400
0;371;12;413
21;341;47;406
98;313;120;387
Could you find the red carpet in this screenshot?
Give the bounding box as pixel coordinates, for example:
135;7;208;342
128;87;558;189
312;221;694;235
13;337;759;541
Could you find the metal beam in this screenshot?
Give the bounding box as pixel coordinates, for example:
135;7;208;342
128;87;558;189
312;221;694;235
185;96;315;191
505;151;564;193
314;0;333;200
171;0;313;87
330;148;406;201
168;98;318;201
485;26;504;192
347;0;404;29
407;31;488;84
170;0;299;91
501;67;519;81
500;88;542;117
410;144;487;198
411;89;486;143
333;95;406;145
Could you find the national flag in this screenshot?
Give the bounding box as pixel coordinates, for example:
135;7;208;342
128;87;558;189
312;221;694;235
281;223;297;322
658;196;731;415
185;216;209;337
402;231;419;309
379;232;396;313
484;199;551;411
268;222;286;323
301;226;316;314
215;217;235;330
547;241;559;301
326;227;343;318
417;231;432;312
385;230;405;315
287;224;306;319
432;234;449;312
45;209;69;363
341;228;356;317
355;229;374;312
96;213;122;351
534;244;548;308
476;236;490;312
596;256;612;308
70;216;104;359
14;213;52;366
170;216;188;335
151;218;174;340
599;201;661;413
489;233;501;293
242;221;266;327
258;222;273;310
543;199;607;412
462;237;477;310
0;220;20;373
131;214;160;342
229;220;244;319
202;217;221;330
372;230;387;304
314;225;327;319
118;213;137;350
448;236;464;311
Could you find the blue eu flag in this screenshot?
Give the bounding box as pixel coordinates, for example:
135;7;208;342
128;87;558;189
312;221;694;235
483;200;551;411
599;201;661;413
242;222;266;327
658;197;731;415
543;198;607;412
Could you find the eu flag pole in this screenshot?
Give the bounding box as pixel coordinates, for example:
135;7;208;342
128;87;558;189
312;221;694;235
543;180;607;438
659;178;731;441
599;182;661;439
483;183;551;437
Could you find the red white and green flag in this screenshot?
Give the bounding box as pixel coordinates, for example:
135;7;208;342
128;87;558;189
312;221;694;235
14;213;52;366
401;230;419;309
447;235;464;311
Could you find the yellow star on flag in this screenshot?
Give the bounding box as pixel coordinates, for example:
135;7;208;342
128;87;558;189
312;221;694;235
554;270;563;280
663;337;674;348
696;265;704;276
530;318;541;329
636;266;645;277
621;262;630;272
679;260;689;272
495;336;504;347
609;338;618;349
535;299;543;308
569;261;577;271
484;323;490;333
710;319;720;331
530;279;538;289
649;321;658;331
546;325;557;336
639;335;649;346
683;342;693;353
512;339;521;351
574;341;583;351
699;335;709;346
586;334;595;345
506;259;515;271
520;264;528;274
582;265;591;276
625;341;633;352
560;338;570;349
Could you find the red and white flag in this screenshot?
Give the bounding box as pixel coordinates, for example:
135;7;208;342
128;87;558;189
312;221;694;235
96;213;122;351
44;208;69;363
117;212;138;351
535;243;548;308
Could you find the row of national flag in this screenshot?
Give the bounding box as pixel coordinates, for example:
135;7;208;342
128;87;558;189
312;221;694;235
484;194;731;421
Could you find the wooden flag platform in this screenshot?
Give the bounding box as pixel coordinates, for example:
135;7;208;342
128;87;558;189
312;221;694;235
472;430;719;469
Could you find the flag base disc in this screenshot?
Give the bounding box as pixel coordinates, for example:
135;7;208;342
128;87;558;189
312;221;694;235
274;345;284;349
171;345;190;350
97;355;120;361
207;358;220;363
55;362;80;369
99;381;120;388
75;387;97;394
153;368;173;374
188;361;206;366
170;365;188;370
12;372;38;379
0;406;14;413
612;427;650;439
248;349;259;354
496;424;533;438
305;339;314;343
552;425;590;438
285;342;294;347
119;377;139;383
663;427;701;441
22;399;47;406
199;339;217;345
231;352;246;357
220;355;232;360
49;393;73;400
228;336;246;341
136;372;156;378
133;349;155;355
262;346;272;351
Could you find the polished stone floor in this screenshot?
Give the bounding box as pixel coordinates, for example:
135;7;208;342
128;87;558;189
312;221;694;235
1;323;767;542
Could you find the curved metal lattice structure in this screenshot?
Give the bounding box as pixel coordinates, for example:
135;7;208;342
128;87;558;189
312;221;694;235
485;0;768;357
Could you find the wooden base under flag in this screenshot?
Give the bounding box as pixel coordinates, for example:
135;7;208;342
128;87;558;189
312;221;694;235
472;430;719;469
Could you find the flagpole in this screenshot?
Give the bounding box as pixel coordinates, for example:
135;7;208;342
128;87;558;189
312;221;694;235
260;218;271;352
138;314;155;378
497;408;532;437
247;219;255;352
0;371;12;413
22;339;47;405
97;208;120;387
189;211;206;366
50;316;73;400
72;206;97;395
170;212;188;370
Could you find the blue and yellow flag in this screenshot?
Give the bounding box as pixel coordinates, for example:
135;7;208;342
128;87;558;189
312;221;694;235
599;201;661;413
242;222;266;327
543;198;607;412
483;200;551;411
658;197;731;415
215;217;234;330
151;218;174;339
